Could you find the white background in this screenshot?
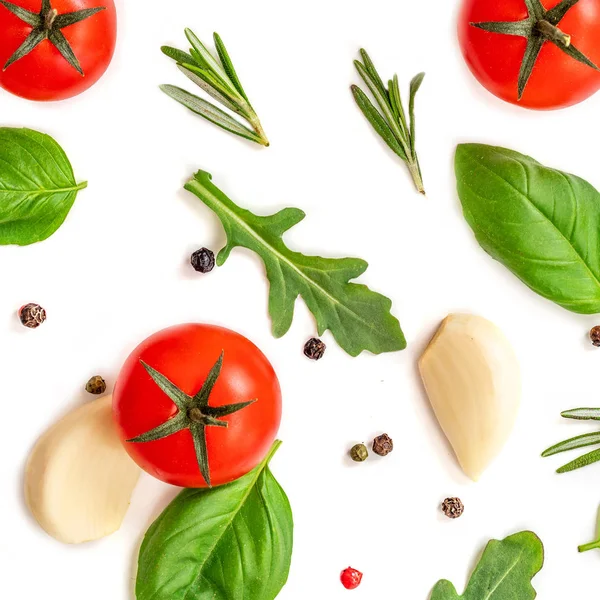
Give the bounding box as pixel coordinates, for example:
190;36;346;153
2;0;600;597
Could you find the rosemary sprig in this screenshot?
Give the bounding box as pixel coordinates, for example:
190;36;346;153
161;30;269;147
542;408;600;473
352;49;425;195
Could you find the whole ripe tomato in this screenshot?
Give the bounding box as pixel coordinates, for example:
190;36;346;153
113;324;282;488
458;0;600;109
0;0;117;101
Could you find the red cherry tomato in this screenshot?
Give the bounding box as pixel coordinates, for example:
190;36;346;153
458;0;600;109
113;324;282;488
340;567;363;590
0;0;117;101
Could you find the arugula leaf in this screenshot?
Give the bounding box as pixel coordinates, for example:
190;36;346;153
184;171;406;356
455;144;600;314
0;127;86;246
431;532;544;600
136;441;293;600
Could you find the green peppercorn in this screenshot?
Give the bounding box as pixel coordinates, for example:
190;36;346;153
350;443;368;462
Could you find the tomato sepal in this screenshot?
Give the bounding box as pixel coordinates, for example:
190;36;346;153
470;0;600;100
126;351;256;487
0;0;106;74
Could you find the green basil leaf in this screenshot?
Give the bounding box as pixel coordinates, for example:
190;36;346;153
184;170;406;356
431;531;544;600
0;127;86;246
136;441;293;600
455;144;600;314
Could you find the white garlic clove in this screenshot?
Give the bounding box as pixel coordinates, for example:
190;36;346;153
25;394;140;544
419;313;521;481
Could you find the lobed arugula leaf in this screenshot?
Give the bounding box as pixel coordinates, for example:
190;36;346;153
0;127;86;246
184;171;406;356
431;532;544;600
136;441;292;600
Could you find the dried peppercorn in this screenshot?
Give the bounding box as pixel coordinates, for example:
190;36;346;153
86;376;107;395
19;303;46;328
303;337;326;360
350;443;368;462
190;248;215;273
441;497;464;519
590;326;600;347
340;567;363;590
372;433;393;456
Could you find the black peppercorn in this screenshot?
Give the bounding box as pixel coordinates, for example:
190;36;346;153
19;303;46;329
372;433;393;456
304;338;326;360
190;248;215;273
591;326;600;347
350;443;368;462
86;376;107;395
441;497;464;519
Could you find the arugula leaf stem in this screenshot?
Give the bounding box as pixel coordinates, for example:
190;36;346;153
578;540;600;553
579;505;600;553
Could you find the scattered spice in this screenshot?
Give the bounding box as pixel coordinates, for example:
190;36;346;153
372;433;393;456
590;326;600;347
340;567;363;590
190;248;215;273
442;497;464;519
303;338;326;360
86;376;107;395
350;443;368;462
19;303;46;328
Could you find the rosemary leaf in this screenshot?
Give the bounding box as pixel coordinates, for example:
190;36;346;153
557;448;600;473
185;28;230;85
542;431;600;457
159;85;262;144
189;47;208;70
389;75;409;140
561;408;600;421
214;33;249;103
177;65;244;116
354;61;406;144
181;63;243;107
359;50;387;100
161;46;196;66
409;72;425;154
351;86;406;160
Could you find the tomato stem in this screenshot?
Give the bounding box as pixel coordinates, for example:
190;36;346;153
536;19;570;48
44;8;58;29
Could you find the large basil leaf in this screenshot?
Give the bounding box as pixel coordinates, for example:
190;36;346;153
0;128;87;246
455;144;600;314
136;441;293;600
431;531;544;599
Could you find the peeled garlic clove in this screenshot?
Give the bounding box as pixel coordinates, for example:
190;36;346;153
25;395;140;544
419;314;520;481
